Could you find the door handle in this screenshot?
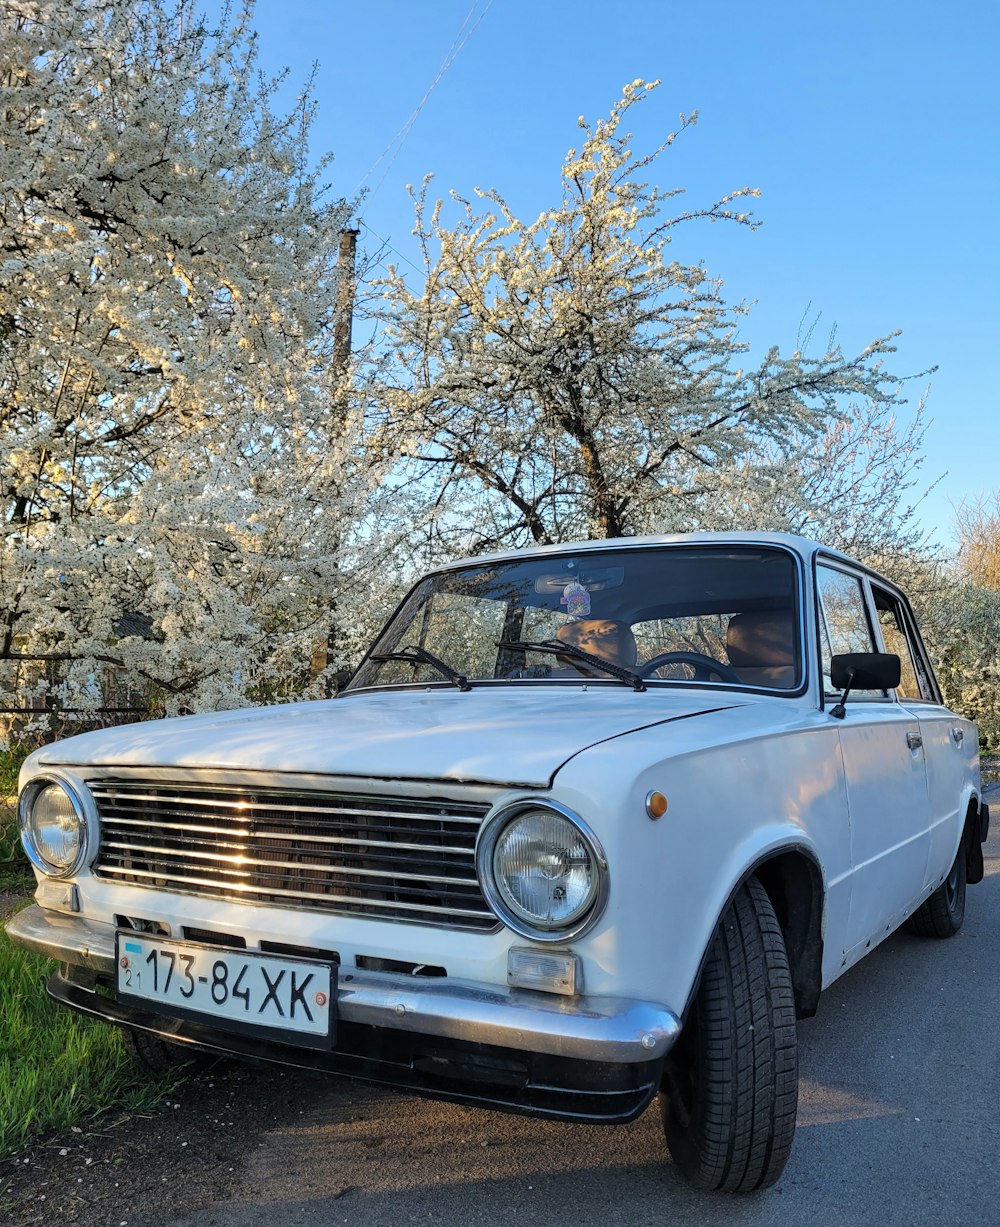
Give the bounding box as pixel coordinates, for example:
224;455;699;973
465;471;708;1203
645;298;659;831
951;726;964;745
906;731;923;750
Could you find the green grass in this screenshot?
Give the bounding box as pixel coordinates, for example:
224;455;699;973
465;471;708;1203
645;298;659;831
0;860;32;895
0;742;183;1156
1;743;30;889
0;928;173;1159
0;820;30;892
0;811;30;892
0;742;30;796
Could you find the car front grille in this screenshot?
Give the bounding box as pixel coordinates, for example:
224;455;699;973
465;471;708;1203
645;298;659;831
90;780;498;931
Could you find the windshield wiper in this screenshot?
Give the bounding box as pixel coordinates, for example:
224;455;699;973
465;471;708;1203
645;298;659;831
368;644;471;692
498;639;646;692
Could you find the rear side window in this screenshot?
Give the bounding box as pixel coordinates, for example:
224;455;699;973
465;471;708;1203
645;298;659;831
871;586;936;702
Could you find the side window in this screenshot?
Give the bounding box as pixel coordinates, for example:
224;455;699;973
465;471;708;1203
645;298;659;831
816;566;881;698
871;586;935;702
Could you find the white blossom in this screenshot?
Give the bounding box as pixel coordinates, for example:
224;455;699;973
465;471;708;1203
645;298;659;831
371;82;921;558
0;0;385;733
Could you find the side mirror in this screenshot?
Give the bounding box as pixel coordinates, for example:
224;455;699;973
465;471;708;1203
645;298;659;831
829;652;901;719
830;652;901;691
330;668;351;694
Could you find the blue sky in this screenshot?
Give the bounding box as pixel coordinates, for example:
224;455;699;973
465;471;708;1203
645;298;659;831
240;0;998;551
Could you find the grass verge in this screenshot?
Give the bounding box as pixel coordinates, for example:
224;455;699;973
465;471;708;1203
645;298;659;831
2;743;180;1157
0;928;174;1159
0;857;31;894
1;742;30;890
0;742;30;796
0;817;31;893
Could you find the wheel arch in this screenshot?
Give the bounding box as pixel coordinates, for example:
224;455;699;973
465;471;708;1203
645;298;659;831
753;849;825;1019
682;846;825;1025
964;792;989;885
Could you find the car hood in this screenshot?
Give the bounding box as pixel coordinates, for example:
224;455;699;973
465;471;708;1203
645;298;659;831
29;687;748;788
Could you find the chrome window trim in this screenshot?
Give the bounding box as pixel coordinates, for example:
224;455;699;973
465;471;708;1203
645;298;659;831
814;557;885;704
865;576;943;705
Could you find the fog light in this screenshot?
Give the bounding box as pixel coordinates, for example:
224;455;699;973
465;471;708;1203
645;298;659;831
35;880;80;914
507;947;581;996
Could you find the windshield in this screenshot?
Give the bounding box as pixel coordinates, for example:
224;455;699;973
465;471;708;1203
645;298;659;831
348;544;802;693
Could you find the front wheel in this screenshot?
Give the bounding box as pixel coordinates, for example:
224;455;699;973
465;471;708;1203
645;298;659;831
122;1027;209;1075
660;877;798;1192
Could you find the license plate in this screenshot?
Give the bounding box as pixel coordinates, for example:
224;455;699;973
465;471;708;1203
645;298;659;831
115;933;335;1043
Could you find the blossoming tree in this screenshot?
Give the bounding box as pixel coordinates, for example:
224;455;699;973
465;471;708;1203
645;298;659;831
373;81;923;559
0;0;373;726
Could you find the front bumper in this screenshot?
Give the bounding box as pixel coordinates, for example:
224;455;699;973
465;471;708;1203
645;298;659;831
7;905;681;1123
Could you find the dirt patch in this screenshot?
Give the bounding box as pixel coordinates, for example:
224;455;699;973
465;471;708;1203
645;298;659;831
0;1062;328;1227
0;891;25;921
0;885;32;924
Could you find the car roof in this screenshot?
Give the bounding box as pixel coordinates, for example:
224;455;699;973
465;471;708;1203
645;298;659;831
438;531;864;576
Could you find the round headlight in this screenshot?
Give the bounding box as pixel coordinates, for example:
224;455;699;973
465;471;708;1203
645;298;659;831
477;802;608;941
18;776;89;877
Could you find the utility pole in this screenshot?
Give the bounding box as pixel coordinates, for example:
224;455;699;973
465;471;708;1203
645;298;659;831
314;226;361;693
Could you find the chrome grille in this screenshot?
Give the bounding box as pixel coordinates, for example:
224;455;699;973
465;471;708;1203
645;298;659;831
91;780;498;931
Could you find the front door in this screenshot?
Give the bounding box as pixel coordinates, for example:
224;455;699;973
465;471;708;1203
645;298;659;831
817;564;931;962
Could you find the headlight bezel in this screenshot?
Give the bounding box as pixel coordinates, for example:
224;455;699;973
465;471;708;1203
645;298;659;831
17;773;94;878
476;799;609;942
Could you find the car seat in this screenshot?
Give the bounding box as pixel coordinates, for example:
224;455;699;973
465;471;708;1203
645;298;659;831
725;611;796;688
555;619;638;668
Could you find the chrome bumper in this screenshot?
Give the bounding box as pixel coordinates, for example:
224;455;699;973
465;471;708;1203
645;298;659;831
6;905;680;1064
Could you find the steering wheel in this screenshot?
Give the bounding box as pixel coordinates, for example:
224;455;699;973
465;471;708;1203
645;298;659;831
638;650;742;683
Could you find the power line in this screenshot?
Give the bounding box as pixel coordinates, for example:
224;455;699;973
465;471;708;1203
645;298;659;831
358;219;424;278
355;0;495;203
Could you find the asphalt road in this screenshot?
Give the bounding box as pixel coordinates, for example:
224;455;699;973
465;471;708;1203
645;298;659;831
159;787;1000;1227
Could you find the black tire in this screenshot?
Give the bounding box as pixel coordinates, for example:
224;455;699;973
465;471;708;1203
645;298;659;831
660;877;798;1193
122;1028;208;1075
906;842;967;938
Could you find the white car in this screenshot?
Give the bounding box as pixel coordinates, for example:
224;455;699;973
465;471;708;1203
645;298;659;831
7;532;988;1192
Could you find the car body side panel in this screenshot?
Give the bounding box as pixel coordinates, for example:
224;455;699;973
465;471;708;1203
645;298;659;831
835;705;931;959
905;706;980;885
548;702;853;1011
